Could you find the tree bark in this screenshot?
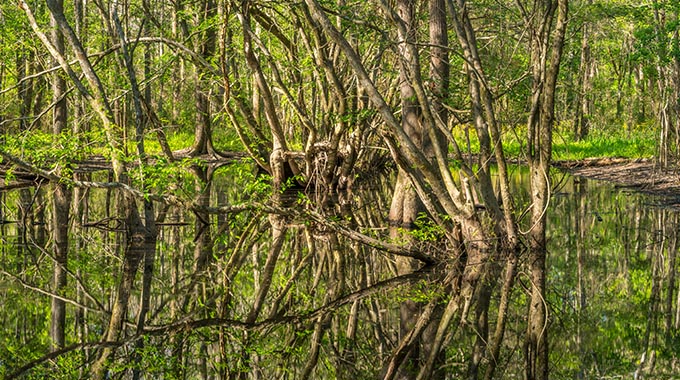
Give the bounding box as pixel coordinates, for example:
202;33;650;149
190;0;217;156
49;0;70;353
573;0;593;140
523;1;568;379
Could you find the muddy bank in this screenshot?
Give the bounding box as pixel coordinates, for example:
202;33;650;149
554;158;680;208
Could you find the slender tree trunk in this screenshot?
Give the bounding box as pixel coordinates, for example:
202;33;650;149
48;0;70;353
189;0;217;156
524;1;568;379
573;1;592;140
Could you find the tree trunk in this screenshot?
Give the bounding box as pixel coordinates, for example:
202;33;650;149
387;1;445;377
524;1;568;379
573;1;593;140
46;0;70;353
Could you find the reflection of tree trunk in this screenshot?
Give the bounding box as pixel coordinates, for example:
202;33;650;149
575;178;587;380
132;204;162;380
236;215;287;378
468;271;492;380
525;248;548;380
168;209;186;380
303;233;347;379
91;194;151;379
177;165;215;315
247;216;287;323
524;1;568;379
48;0;69;353
637;212;663;378
72;179;89;372
484;253;517;380
665;213;677;344
192;166;213;279
50;182;70;352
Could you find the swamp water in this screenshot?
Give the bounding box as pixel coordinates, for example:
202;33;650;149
0;164;678;379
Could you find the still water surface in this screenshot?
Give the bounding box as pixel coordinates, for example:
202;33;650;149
0;165;678;378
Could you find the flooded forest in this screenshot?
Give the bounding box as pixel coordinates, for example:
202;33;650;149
1;0;680;379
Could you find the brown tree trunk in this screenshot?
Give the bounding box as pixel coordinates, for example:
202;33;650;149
523;1;568;379
573;0;593;140
387;1;441;378
48;0;70;353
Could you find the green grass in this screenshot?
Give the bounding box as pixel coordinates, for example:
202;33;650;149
552;131;656;160
451;125;657;161
143;128;246;155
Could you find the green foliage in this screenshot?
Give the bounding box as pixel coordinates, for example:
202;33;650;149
396;280;445;304
553;127;656;160
405;212;446;243
0;283;51;378
452;124;655;161
4;130;95;170
132;156;203;198
215;159;272;202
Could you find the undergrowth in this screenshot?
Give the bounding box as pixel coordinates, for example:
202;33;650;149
451;124;656;161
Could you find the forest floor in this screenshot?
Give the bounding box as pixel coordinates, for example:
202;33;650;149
554;157;680;209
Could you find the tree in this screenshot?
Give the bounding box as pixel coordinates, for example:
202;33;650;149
48;0;70;353
521;1;568;378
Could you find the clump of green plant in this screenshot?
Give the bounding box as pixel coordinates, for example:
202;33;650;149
407;212;446;243
396;280;446;303
4;130;96;170
129;156;205;200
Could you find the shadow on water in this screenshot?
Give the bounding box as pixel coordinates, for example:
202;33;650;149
0;162;678;378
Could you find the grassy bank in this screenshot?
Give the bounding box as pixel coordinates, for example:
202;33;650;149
452;126;657;161
552;129;656;160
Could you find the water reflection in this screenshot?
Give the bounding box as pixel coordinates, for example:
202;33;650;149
547;173;680;379
0;164;678;378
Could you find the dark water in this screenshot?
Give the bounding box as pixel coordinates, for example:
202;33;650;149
0;165;678;379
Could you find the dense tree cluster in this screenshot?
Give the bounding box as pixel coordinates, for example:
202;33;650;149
0;0;679;379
